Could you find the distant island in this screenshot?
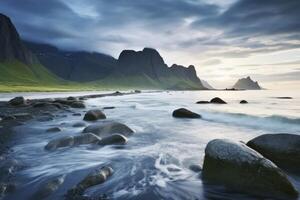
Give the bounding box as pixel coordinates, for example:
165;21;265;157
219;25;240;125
231;76;262;90
0;13;207;92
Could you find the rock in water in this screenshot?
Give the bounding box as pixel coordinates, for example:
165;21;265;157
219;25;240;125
70;101;85;108
45;136;74;150
196;101;210;104
247;134;300;174
33;175;65;199
67;166;113;196
240;100;248;104
83;109;106;121
210;97;227;104
73;133;101;145
98;134;128;145
202;139;298;199
82;121;134;137
8;96;26;106
46;127;61;133
172;108;201;118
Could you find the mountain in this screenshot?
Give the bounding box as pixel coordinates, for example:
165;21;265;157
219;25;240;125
201;80;214;90
0;13;34;64
232;76;262;90
24;41;117;82
25;42;206;90
0;13;59;90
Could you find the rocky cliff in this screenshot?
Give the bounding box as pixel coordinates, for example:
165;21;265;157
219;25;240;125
232;76;262;90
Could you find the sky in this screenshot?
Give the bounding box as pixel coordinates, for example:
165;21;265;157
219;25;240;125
0;0;299;89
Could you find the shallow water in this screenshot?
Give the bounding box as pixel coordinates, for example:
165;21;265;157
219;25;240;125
3;89;300;200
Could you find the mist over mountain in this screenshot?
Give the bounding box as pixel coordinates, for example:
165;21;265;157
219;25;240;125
232;76;262;90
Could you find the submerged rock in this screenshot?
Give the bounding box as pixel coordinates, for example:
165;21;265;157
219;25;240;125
8;96;26;106
202;139;298;199
72;122;86;128
172;108;201;118
83;109;106;121
210;97;227;104
189;164;202;173
82;121;134;137
196;101;210;104
37;116;54;122
46;127;61;133
103;106;115;110
247;134;300;173
240;100;248;104
70;101;85;109
33;175;65;199
98;134;128;145
67;96;78;101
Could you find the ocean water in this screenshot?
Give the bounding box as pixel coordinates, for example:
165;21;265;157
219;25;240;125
2;89;300;200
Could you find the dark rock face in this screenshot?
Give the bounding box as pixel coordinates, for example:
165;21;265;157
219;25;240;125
0;14;34;64
172;108;201;118
210;97;227;104
240;100;248;104
247;134;300;174
82;121;134;137
232;76;262;90
202;139;298;199
8;96;26;106
98;134;128;145
83;109;106;121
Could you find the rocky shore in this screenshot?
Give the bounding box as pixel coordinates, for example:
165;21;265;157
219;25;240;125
0;92;299;200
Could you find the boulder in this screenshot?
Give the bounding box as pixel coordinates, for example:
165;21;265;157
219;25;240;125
45;136;74;151
210;97;227;104
70;101;85;109
196;101;210;104
46;127;61;133
67;166;113;196
202;139;298;199
8;96;26;106
73;133;101;145
247;134;300;173
67;96;78;101
33;175;65;199
240;100;248;104
83;109;106;121
82;121;134;137
98;134;128;145
72;122;86;128
172;108;201;118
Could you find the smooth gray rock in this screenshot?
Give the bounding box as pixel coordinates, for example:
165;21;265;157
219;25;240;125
98;134;128;145
83;109;106;121
73;133;101;145
33;175;65;199
45;136;74;150
172;108;201;118
247;134;300;173
8;96;26;106
202;139;298;199
82;121;134;137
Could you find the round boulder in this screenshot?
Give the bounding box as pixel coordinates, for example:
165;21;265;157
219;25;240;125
73;133;101;145
210;97;227;104
82;121;134;137
45;136;74;151
247;134;300;173
98;134;128;145
8;96;26;106
83;109;106;121
240;100;248;104
202;139;298;199
172;108;201;118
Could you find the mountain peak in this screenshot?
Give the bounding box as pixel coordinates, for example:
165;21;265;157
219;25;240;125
0;13;34;64
233;76;262;90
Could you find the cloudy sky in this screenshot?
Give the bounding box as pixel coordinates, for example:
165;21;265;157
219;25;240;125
1;0;299;89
